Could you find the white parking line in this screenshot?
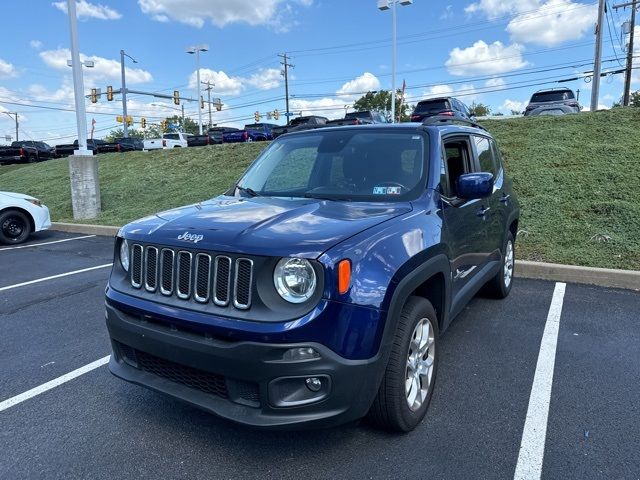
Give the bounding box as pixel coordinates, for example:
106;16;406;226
513;282;567;480
0;263;113;292
0;235;96;251
0;356;110;413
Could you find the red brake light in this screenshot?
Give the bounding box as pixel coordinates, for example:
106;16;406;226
440;110;454;116
243;131;248;140
411;115;420;121
116;144;121;152
19;148;25;156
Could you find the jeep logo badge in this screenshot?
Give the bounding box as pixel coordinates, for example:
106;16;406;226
177;231;204;244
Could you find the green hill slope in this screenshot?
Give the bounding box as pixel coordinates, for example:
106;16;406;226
1;108;638;269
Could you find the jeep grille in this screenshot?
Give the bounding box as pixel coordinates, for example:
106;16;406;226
129;244;253;310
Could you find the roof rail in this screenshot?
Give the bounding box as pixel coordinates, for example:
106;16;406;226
421;115;487;131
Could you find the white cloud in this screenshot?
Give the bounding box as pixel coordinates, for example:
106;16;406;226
440;5;454;20
53;0;122;20
446;40;529;76
246;68;282;90
485;77;506;88
501;99;527;113
138;0;311;29
465;0;538;19
0;59;17;78
40;49;153;84
189;69;244;96
30;40;43;50
424;85;454;98
336;72;381;98
507;0;597;46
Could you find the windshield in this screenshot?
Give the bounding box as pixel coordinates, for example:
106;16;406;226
530;91;574;102
415;100;450;113
237;130;427;201
163;134;180;140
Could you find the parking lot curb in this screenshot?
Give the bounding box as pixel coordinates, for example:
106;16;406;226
51;222;119;237
517;260;640;291
50;222;639;291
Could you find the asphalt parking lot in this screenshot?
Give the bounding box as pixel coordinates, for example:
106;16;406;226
1;231;639;480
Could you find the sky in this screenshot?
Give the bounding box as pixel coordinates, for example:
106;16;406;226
0;0;637;145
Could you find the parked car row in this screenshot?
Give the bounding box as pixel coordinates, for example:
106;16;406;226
0;141;57;165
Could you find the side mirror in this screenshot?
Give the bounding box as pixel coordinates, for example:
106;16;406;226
457;172;494;199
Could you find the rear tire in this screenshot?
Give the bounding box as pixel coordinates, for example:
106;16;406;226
368;296;439;432
0;209;32;244
27;155;37;163
484;231;515;298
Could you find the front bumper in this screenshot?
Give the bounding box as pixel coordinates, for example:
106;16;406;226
106;302;386;429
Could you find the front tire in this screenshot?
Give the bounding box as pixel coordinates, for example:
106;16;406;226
0;210;32;244
484;231;515;298
368;296;439;432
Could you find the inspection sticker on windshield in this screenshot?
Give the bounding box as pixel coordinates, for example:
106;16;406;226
373;186;401;195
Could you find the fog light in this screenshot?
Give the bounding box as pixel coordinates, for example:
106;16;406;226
282;347;320;361
305;377;322;392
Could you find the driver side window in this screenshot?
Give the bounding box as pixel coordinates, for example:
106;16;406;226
441;138;473;198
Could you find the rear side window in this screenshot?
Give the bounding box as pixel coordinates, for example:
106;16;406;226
473;136;495;175
530;90;574;102
415;100;450;114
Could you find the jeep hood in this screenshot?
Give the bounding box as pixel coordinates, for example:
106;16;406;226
120;195;412;258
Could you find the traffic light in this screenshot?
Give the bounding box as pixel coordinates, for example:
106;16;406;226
116;115;123;123
141;117;146;128
200;96;205;109
90;88;98;103
160;120;167;130
254;111;261;122
215;99;222;111
173;90;180;105
274;109;279;121
107;85;113;101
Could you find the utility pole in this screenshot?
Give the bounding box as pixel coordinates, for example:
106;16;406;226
591;0;607;111
614;0;638;106
202;80;214;128
279;53;294;125
3;112;18;141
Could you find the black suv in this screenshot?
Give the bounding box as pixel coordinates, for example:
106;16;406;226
411;97;474;122
524;88;580;116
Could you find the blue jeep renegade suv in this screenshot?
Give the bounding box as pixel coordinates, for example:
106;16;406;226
106;119;519;432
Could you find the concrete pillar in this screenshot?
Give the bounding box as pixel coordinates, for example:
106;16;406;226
68;155;101;220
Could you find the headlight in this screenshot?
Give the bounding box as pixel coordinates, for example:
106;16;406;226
119;239;130;272
27;198;42;207
274;258;317;303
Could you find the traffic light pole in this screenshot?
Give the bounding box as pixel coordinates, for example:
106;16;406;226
120;50;129;138
279;53;293;125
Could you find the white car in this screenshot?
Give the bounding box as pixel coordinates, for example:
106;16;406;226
0;191;51;244
143;132;190;150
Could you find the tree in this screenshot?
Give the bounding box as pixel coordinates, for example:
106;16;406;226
352;90;413;122
510;109;523;116
469;102;491;117
163;115;199;135
612;90;640;108
104;128;146;142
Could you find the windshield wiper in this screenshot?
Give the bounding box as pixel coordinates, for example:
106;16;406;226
236;185;260;197
303;192;350;201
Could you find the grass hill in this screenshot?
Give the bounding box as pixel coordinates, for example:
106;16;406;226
1;108;638;270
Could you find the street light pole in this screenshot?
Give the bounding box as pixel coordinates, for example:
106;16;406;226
187;45;208;135
378;0;412;123
67;0;90;154
591;0;606;111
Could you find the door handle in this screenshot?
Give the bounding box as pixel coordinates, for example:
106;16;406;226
477;206;491;217
499;194;510;203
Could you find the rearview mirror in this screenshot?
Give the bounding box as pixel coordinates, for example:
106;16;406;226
457;172;494;199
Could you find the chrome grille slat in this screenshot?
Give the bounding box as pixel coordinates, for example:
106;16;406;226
213;256;232;306
129;244;252;310
194;253;212;303
234;258;253;310
176;251;192;299
131;244;143;288
159;249;174;296
144;247;158;292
